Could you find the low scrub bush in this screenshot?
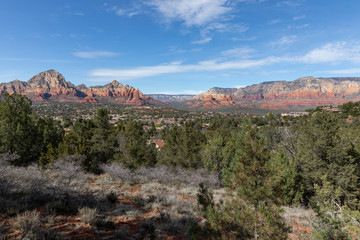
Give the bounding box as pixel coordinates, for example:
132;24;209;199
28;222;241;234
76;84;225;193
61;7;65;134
100;162;133;183
13;210;42;235
79;207;98;226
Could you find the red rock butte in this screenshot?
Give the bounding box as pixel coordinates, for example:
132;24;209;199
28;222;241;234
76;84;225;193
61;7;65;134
0;70;154;106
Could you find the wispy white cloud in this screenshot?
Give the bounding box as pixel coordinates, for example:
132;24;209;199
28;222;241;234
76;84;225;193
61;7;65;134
319;68;360;75
297;41;360;63
191;37;212;44
88;41;360;80
277;0;304;7
293;15;306;20
73;51;120;59
107;1;251;44
115;8;141;17
107;4;142;18
268;19;281;24
89;57;281;80
231;36;257;41
148;0;231;26
73;12;85;16
221;47;255;58
270;35;297;47
288;23;310;29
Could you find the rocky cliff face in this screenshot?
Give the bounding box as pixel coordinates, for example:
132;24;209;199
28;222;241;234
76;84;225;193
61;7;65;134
195;87;237;99
191;87;237;108
0;70;152;105
193;77;360;109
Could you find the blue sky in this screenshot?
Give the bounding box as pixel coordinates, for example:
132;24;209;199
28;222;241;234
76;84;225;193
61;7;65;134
1;0;360;94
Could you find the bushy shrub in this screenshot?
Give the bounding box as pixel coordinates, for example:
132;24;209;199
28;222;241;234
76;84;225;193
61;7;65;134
100;162;133;183
101;162;220;188
312;222;349;240
106;191;118;204
79;207;98;226
13;210;42;235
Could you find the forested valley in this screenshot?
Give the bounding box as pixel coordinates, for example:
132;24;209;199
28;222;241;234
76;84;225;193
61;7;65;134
1;93;360;239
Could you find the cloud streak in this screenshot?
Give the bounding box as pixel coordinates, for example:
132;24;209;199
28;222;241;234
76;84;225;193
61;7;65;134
88;41;360;80
73;51;120;59
270;35;297;47
89;57;280;80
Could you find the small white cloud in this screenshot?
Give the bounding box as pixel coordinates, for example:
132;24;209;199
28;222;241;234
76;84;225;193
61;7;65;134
191;37;212;44
74;12;85;16
221;47;255;58
293;15;306;21
115;8;141;17
288;23;310;29
232;36;257;41
107;4;143;18
201;23;249;36
270;35;297;47
268;19;281;24
73;51;120;59
277;1;304;7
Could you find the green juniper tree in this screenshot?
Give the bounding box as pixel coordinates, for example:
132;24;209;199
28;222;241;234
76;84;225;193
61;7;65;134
0;93;39;165
204;120;288;239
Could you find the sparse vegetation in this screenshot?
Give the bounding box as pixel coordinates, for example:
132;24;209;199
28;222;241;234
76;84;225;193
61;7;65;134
1;94;360;239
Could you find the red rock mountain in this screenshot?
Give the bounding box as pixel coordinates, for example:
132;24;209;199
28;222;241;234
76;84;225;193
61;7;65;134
0;70;152;106
193;77;360;109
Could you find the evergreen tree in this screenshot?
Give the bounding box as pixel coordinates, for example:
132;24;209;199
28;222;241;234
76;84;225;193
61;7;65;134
297;111;360;207
204;120;288;239
158;121;205;168
115;120;157;169
38;117;65;165
0;93;39;165
87;108;117;172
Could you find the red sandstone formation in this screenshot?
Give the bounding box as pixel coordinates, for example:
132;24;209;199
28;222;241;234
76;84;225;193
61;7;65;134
192;76;360;110
0;70;153;106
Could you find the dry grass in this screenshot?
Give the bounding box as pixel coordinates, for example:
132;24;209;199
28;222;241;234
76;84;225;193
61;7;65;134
0;159;318;239
79;207;98;225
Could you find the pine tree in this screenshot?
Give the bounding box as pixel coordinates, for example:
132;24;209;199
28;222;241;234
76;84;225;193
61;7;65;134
205;120;288;239
0;93;39;165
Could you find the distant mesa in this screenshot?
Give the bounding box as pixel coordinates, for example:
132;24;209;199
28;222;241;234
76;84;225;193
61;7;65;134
190;76;360;110
2;70;360;110
0;70;155;106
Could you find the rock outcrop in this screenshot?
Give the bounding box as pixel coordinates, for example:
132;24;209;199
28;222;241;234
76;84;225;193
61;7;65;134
0;70;152;105
193;77;360;109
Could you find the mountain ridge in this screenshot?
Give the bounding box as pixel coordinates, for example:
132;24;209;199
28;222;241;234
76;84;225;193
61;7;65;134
0;70;153;106
3;71;360;110
192;76;360;109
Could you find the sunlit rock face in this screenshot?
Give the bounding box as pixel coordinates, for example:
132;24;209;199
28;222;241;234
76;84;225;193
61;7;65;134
0;70;153;106
192;77;360;109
